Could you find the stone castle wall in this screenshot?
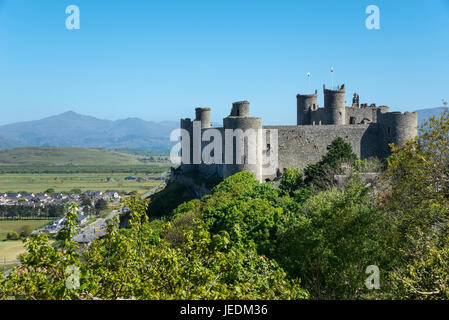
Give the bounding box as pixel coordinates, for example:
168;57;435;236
180;83;418;182
263;124;382;178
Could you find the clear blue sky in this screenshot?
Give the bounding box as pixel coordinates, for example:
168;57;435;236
0;0;448;125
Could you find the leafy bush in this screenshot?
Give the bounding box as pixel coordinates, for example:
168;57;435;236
6;231;20;240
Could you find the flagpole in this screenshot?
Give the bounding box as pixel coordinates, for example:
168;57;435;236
307;72;311;93
330;67;334;90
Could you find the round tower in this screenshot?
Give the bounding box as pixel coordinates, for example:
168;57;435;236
230;101;250;117
195;107;211;129
379;111;418;148
223;101;262;182
297;90;317;125
323;84;346;125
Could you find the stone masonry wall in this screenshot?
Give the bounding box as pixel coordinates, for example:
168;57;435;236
263;124;381;174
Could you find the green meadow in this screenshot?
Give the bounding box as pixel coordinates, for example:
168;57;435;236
0;219;55;263
0;240;26;262
0;147;170;193
0;173;163;194
0;219;54;241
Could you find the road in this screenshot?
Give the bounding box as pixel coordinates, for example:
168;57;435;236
74;183;167;244
74;207;121;244
141;182;166;199
0;261;19;266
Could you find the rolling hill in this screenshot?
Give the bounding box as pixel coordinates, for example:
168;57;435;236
0;111;178;150
0;147;148;166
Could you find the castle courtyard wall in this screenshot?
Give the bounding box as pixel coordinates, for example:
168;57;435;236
263;124;382;175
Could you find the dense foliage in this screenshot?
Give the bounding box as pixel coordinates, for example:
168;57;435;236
0;194;306;300
376;111;449;299
1;113;449;299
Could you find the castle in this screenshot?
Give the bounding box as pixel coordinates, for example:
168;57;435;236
179;84;418;182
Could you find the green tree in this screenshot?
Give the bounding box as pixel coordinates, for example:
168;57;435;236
279;168;303;196
321;137;358;168
275;176;392;299
377;111;449;299
80;195;92;207
95;199;108;214
304;137;358;188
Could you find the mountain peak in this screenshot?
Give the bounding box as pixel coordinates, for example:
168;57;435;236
58;111;83;117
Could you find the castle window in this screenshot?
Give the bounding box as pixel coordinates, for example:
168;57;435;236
388;127;392;134
350;117;356;124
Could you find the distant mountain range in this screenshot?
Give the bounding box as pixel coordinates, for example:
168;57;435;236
0;107;446;150
0;111;178;150
415;107;447;126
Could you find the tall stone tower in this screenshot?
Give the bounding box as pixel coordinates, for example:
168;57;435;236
195;107;211;129
229;100;250;117
296;90;318;125
223;101;263;182
378;111;418;156
324;84;346;125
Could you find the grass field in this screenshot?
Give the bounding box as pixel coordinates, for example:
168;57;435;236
0;147;171;174
0;220;57;263
0;219;54;241
0;240;27;262
0;173;164;193
0;147;170;193
0;147;150;166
